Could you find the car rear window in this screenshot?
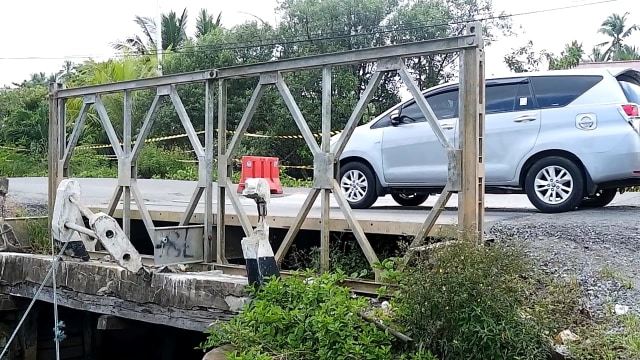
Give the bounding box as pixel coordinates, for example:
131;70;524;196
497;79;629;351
530;75;603;108
619;81;640;104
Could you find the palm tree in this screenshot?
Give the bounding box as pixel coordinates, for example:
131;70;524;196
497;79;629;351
596;12;639;61
195;9;222;38
161;8;189;51
587;47;607;62
616;45;640;60
11;72;49;88
112;8;189;54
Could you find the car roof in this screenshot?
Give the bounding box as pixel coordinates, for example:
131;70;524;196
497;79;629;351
422;67;640;94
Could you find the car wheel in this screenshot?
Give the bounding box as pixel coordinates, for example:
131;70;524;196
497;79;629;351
391;193;429;207
579;188;617;208
339;162;378;209
524;156;584;213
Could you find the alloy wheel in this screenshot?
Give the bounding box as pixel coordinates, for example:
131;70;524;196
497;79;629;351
534;165;574;204
340;169;369;202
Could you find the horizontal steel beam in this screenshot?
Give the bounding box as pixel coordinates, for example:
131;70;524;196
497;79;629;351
216;35;477;79
57;70;217;99
54;35;477;98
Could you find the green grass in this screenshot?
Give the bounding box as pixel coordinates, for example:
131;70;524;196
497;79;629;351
11;209;50;255
0;146;313;188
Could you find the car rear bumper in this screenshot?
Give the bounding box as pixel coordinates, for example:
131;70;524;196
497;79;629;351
582;149;640;185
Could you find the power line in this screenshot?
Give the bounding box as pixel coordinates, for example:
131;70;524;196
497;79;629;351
0;0;619;61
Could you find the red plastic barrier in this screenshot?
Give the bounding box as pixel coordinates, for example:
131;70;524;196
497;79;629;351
237;156;283;194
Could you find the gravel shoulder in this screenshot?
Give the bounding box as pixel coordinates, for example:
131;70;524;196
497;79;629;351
489;206;640;317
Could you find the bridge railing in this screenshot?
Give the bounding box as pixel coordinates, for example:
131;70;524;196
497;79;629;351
47;22;485;281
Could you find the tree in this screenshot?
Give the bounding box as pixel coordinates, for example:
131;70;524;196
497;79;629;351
0;86;49;153
112;8;191;54
11;72;54;88
616;45;640;60
596;12;639;61
392;0;514;88
503;40;544;73
546;41;584;70
587;46;607;62
195;9;223;38
63;57;159;146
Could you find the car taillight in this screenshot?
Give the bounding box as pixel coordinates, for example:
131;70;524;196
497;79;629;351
622;104;639;117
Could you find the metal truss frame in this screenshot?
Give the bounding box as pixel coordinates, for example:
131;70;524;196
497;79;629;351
47;22;485;279
48;83;214;265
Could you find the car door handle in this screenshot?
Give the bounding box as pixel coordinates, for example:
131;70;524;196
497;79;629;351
441;122;455;130
513;115;537;122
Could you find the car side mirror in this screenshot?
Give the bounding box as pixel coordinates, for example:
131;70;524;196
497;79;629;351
390;109;402;126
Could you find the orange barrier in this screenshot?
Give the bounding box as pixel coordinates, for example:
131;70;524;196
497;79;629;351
237;156;284;194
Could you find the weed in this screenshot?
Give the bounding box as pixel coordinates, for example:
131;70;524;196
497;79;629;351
393;241;552;360
199;271;436;360
11;210;50;255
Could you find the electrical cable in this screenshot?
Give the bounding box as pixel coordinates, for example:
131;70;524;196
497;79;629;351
0;0;618;61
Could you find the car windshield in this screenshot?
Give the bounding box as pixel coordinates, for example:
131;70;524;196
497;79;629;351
619;80;640;104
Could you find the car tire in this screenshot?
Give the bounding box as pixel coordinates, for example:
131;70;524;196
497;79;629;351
579;188;617;208
339;161;378;209
391;193;429;207
524;156;584;213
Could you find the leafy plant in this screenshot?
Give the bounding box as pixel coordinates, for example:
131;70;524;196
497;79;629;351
199;271;436;360
393;241;552;360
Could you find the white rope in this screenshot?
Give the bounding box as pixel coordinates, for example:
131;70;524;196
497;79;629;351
0;239;71;359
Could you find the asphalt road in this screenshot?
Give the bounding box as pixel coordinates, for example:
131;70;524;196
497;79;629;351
9;177;640;211
6;176;640;220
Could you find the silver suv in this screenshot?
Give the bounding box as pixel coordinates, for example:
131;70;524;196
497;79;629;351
332;67;640;213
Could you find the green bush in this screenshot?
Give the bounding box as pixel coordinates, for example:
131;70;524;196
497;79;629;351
0;149;46;177
137;144;198;179
69;150;117;178
199;271;436;360
393;241;552;360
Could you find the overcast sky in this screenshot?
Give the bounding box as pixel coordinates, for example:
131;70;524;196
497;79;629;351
1;0;639;87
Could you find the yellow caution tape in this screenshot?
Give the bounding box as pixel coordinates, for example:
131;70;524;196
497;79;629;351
0;145;28;152
3;128;340;171
73;129;342;150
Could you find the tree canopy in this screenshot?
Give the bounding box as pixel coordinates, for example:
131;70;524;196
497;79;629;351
504;11;639;73
1;4;638;178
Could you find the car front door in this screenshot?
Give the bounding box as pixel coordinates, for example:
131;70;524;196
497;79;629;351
381;87;459;185
483;78;542;183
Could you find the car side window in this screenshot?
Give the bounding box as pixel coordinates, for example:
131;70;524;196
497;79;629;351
425;89;459;120
514;82;535;111
530;75;603;108
485;84;518;114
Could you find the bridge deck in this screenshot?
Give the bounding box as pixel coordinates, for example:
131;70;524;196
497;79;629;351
10;177;532;236
82;179;531;236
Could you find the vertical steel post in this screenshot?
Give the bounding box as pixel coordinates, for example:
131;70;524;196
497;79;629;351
204;80;215;263
216;79;228;264
320;66;332;272
48;83;63;226
458;22;485;242
123;90;132;239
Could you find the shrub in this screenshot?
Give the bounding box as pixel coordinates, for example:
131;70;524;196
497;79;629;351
199;271;436;360
0;149;46;177
137;144;197;179
69;150;117;178
393;241;552;360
